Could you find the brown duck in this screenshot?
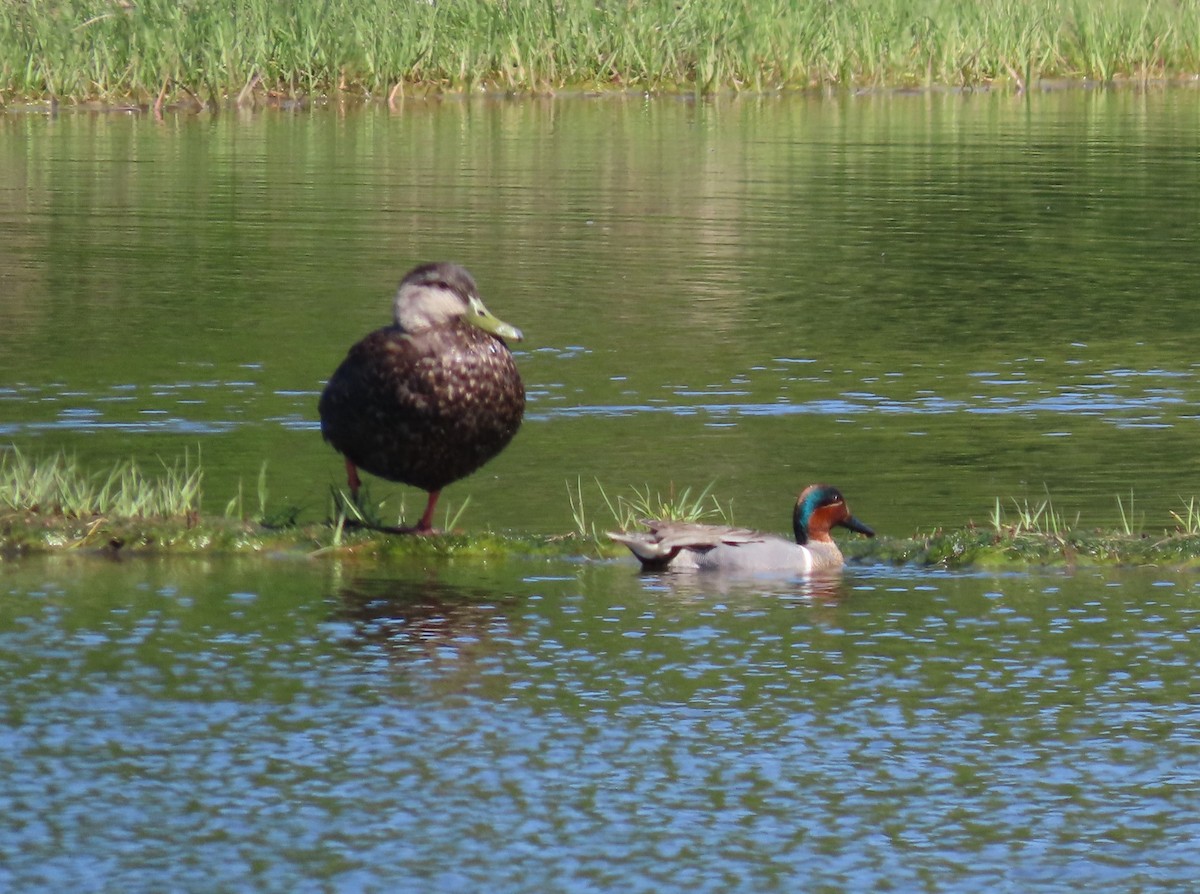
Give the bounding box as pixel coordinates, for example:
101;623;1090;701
318;262;525;533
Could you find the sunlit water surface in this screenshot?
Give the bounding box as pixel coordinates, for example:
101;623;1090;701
3;90;1200;890
2;556;1200;892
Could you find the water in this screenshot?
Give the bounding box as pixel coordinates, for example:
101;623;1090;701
2;90;1200;533
2;557;1199;891
3;90;1200;890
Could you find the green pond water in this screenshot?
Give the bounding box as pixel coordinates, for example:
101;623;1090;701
2;90;1200;890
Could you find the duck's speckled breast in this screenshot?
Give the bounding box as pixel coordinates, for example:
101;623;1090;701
319;321;524;491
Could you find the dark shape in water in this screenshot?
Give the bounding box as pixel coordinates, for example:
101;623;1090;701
609;483;875;573
318;262;526;533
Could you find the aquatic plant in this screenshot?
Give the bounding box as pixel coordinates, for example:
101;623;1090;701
327;483;471;535
989;488;1077;540
226;462;302;527
0;446;202;519
1116;490;1145;537
568;478;732;544
2;0;1198;104
1170;497;1200;536
328;483;395;531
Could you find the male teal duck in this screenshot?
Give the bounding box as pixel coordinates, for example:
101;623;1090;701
609;484;874;573
318;262;525;533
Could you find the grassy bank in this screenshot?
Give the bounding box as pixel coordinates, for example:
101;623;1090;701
8;505;1200;568
5;493;1200;569
3;0;1199;106
4;450;1200;568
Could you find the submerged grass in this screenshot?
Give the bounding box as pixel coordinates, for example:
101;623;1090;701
2;0;1198;105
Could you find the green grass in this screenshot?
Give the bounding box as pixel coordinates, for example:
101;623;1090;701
860;486;1200;569
0;448;542;556
1169;497;1200;536
0;446;203;519
989;487;1077;539
568;477;732;545
325;484;471;537
2;0;1198;105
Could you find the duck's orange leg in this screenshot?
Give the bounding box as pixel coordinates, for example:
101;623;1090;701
344;458;362;500
415;490;441;534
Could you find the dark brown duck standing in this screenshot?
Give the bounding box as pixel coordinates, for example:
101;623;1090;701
318;262;525;533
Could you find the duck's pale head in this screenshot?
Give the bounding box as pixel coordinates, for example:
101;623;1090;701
392;261;523;342
792;484;875;545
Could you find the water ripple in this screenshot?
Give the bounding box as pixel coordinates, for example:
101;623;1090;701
1;363;1194;435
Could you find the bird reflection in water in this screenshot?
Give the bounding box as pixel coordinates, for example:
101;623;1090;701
333;573;524;695
630;569;855;604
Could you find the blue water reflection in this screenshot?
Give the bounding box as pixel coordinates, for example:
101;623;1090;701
2;557;1199;891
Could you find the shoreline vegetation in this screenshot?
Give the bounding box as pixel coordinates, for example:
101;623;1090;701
2;1;1199;109
4;451;1200;569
